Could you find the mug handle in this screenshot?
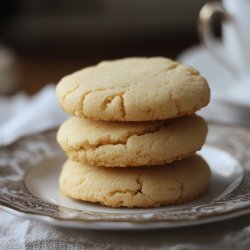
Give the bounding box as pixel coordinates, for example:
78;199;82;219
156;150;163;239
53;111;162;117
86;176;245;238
198;1;238;79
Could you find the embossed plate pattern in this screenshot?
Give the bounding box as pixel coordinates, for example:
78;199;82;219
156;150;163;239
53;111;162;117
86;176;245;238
0;124;250;230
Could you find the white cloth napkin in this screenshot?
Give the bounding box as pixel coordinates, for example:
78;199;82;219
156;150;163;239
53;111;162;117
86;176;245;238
0;84;68;147
198;101;250;126
1;209;250;250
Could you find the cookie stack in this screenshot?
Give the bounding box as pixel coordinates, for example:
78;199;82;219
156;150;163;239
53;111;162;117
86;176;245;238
56;57;211;208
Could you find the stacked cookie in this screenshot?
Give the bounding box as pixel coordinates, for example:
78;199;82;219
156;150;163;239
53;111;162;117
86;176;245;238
56;57;211;208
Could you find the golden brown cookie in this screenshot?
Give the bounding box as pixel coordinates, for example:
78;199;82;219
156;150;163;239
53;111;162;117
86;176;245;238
56;57;210;121
59;155;211;208
57;115;207;167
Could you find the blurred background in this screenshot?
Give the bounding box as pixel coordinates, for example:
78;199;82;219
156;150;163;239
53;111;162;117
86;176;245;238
0;0;209;95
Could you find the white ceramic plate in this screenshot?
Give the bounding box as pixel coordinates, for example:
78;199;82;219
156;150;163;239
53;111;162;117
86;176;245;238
178;45;250;108
1;127;250;230
24;145;242;222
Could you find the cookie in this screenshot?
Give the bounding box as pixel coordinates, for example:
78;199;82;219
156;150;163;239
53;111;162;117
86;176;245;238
57;115;207;167
59;155;211;208
56;57;210;121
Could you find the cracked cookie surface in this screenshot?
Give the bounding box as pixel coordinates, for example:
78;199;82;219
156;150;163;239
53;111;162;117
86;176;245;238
59;155;211;208
57;115;207;167
56;57;210;121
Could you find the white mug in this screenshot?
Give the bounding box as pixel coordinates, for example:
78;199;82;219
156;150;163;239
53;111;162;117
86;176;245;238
199;0;250;84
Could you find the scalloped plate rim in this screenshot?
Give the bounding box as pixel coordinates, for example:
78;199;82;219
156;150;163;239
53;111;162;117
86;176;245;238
1;202;250;230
